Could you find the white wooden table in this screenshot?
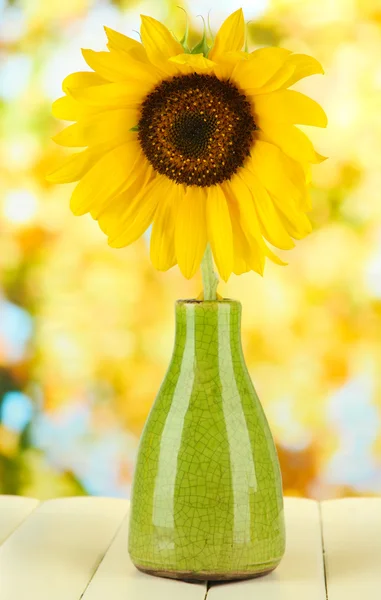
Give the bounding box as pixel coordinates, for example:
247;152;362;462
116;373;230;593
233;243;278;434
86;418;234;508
0;496;380;599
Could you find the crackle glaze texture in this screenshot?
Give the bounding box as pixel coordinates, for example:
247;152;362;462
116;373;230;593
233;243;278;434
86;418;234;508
128;300;285;581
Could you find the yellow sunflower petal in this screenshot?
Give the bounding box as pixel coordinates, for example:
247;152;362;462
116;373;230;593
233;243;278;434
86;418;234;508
281;53;324;88
258;119;324;163
228;172;289;268
95;163;153;233
250;47;291;60
254;89;328;128
253;148;312;238
304;163;312;186
209;9;245;61
218;50;249;63
314;151;328;164
81;49;159;84
269;146;311;210
223;180;265;275
232;47;290;91
108;175;173;248
169;53;216;71
82;49;129;82
52;109;137;147
228;202;257;275
223;176;259;243
140;15;183;64
62;71;106;93
150;186;180;271
46;143;111;183
248;62;295;95
67;81;147;108
264;246;287;266
271;194;312;239
229;210;249;275
52;95;100;121
248;140;305;206
70;141;140;215
207;185;233;282
267;141;307;183
175;186;207;279
232;234;253;275
104;27;147;61
212;51;248;79
235;170;294;250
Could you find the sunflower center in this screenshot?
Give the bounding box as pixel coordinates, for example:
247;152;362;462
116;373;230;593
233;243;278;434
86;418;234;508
170;112;217;158
138;73;256;187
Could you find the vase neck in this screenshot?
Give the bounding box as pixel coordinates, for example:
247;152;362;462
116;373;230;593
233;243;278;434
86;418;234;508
173;300;243;365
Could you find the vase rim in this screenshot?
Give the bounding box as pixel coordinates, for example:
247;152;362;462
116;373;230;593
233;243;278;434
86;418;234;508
176;298;240;306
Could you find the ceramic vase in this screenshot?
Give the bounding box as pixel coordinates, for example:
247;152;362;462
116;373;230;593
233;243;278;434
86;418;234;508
128;299;285;581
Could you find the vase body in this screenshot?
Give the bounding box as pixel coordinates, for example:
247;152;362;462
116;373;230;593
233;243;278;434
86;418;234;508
128;300;285;581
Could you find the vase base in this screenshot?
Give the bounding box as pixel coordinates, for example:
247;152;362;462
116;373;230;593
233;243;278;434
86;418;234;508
135;561;280;583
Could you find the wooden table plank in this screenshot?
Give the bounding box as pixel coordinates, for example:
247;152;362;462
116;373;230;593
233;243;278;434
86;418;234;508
3;495;379;600
0;495;40;543
82;507;207;600
208;498;326;600
0;497;128;600
321;498;381;600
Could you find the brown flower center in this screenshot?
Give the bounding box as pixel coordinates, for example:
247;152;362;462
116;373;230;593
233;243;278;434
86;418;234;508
138;73;256;187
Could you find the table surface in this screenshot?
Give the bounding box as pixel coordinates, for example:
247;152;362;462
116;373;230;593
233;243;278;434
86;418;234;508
0;495;380;599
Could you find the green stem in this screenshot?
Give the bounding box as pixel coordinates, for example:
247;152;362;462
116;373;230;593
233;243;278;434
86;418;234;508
201;244;219;301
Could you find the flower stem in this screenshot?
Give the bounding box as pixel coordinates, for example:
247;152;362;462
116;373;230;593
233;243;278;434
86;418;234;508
201;244;219;301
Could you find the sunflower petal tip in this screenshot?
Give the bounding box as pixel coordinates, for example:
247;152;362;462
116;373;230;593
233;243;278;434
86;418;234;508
315;152;328;163
107;234;126;249
181;261;197;280
232;7;244;17
70;206;82;217
107;232;120;247
220;271;231;283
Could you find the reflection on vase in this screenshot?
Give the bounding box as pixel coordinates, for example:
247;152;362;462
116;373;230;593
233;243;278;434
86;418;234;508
128;300;285;581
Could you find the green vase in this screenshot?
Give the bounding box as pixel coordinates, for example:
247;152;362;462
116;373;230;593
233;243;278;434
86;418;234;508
128;299;285;581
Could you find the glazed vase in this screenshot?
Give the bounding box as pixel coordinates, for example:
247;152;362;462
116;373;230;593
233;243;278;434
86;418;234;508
128;299;285;581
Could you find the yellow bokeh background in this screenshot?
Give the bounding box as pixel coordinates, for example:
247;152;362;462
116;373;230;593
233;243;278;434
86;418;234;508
1;0;381;499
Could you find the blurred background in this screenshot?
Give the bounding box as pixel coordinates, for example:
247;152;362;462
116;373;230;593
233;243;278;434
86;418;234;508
1;0;381;500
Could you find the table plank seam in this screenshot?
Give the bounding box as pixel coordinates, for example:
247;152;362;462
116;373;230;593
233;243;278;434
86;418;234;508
79;512;130;600
0;500;40;549
318;502;328;600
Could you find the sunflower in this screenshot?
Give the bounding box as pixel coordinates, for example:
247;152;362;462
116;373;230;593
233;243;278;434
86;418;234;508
48;8;327;282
